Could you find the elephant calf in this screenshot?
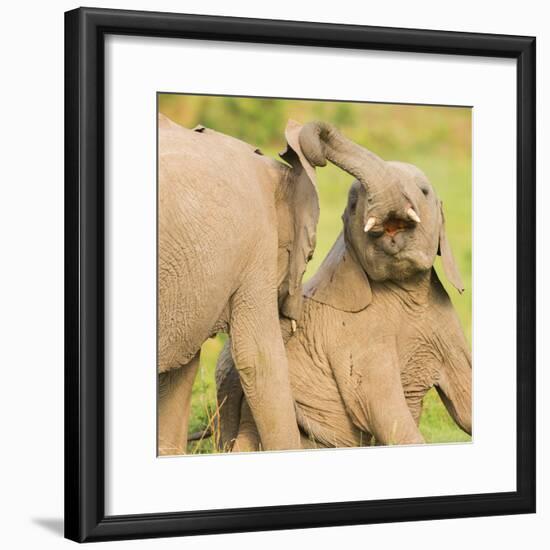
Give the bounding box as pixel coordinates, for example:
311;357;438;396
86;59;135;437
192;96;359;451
217;122;472;451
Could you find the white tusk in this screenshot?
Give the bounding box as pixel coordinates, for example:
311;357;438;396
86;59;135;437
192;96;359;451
364;217;377;232
291;319;297;333
407;208;421;223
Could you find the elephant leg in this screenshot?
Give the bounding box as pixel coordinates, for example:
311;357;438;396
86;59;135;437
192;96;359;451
335;339;424;446
216;340;246;451
436;350;472;435
158;352;200;456
300;433;321;449
232;398;261;453
367;344;424;445
230;284;301;451
367;375;425;446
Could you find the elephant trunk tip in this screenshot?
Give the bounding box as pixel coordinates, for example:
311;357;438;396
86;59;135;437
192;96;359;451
299;122;329;168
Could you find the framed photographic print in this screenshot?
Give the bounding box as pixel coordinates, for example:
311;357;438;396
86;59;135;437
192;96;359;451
65;7;536;542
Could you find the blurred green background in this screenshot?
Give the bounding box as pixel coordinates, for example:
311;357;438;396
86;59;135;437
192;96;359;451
159;94;472;453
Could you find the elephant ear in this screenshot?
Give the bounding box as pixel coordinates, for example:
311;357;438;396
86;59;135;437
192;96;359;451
304;233;372;312
438;201;465;293
279;120;320;321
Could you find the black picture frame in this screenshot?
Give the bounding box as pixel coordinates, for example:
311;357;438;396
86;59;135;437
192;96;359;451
65;7;536;543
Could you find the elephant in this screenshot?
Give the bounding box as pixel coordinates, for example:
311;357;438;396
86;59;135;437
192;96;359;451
216;121;472;451
158;114;320;455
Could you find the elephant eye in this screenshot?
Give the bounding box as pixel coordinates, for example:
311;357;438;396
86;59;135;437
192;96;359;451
420;186;429;196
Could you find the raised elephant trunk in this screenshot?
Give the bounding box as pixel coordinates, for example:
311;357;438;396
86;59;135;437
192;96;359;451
299;121;420;230
298;121;387;188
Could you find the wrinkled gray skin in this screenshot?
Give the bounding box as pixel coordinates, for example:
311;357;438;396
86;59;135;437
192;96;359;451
216;121;471;451
158;115;320;454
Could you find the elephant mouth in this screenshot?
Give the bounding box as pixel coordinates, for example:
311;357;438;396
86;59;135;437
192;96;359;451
371;216;417;257
383;217;411;237
368;215;416;240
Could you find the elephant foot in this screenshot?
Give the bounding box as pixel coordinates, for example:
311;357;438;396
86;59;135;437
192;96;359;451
158;352;201;456
158;440;186;456
231;431;261;453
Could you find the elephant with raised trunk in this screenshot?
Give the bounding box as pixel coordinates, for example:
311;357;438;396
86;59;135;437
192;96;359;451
158;115;319;454
217;121;471;450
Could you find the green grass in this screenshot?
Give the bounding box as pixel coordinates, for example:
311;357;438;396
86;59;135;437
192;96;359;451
159;96;472;453
186;335;226;454
420;388;471;443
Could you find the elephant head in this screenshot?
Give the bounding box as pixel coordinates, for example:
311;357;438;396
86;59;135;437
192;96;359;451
299;121;463;306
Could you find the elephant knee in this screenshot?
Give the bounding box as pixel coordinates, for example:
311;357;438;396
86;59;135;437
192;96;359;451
232;338;268;381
